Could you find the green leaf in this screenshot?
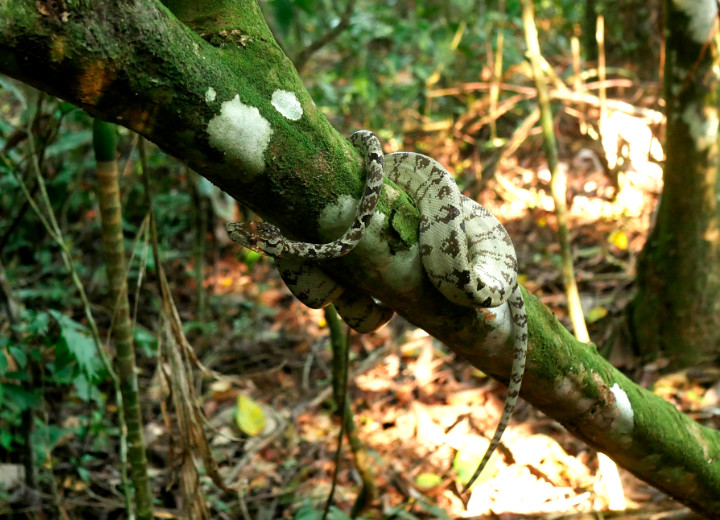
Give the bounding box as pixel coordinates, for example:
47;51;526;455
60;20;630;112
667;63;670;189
2;384;41;411
293;504;352;520
352;76;371;101
134;326;158;357
33;423;74;454
61;326;97;378
8;346;27;370
0;429;12;450
76;466;90;482
25;309;50;336
235;394;266;436
294;0;316;14
50;310;100;380
0;350;8;376
243;249;263;271
73;374;103;405
293;504;321;520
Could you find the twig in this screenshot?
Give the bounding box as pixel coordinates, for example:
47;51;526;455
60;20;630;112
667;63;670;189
294;0;355;74
427;78;633;98
138;138;232;499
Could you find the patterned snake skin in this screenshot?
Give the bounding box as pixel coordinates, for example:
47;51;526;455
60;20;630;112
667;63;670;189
227;130;527;490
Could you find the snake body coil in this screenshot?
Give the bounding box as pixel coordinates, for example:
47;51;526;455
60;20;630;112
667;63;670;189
227;130;527;489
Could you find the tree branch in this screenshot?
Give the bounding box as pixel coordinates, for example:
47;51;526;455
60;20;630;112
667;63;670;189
1;0;718;515
293;0;355;75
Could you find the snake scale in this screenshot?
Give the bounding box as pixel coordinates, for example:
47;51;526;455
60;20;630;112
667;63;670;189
227;130;527;491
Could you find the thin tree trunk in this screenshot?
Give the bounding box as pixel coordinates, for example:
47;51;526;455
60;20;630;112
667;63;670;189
324;304;377;515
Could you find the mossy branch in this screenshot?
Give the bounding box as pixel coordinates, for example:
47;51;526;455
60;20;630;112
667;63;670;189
1;0;719;515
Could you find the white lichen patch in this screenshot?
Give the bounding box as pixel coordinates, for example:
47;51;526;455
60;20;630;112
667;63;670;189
550;376;596;415
673;0;718;44
361;209;424;285
206;94;273;176
682;104;719;151
271;90;303;121
205;87;217;104
610;383;634;433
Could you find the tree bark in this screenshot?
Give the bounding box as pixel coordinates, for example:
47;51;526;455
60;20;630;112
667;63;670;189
633;2;720;368
2;0;720;515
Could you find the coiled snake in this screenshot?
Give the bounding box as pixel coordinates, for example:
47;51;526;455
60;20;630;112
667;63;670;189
227;130;527;491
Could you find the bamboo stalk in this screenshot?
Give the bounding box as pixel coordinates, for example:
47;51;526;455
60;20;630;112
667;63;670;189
571;35;588;134
597;15;607;139
489;0;506;143
521;0;589;342
93;119;154;520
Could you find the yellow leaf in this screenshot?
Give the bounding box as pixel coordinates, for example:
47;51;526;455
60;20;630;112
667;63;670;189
587;305;608;323
235;394;266;436
538;216;547;227
609;230;628;250
415;472;443;491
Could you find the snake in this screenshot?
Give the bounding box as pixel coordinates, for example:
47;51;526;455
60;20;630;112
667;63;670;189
227;130;527;491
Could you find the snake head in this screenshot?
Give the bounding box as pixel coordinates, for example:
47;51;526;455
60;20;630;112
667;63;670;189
226;221;284;255
226;221;258;248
